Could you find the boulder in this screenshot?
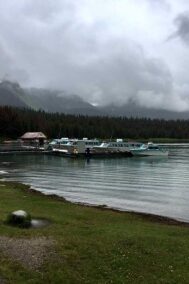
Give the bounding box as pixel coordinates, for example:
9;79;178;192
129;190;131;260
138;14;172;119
6;210;31;228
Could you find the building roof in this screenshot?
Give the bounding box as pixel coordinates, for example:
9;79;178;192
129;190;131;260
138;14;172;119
21;132;47;139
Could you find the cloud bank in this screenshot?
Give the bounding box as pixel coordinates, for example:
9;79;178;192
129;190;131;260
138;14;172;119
0;0;189;110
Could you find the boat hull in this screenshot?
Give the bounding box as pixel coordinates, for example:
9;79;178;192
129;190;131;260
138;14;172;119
130;149;169;157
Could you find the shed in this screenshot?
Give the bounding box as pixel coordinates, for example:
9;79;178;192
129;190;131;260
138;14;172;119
21;132;47;146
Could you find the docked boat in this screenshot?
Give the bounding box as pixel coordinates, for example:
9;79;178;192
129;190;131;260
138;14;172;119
49;138;101;155
49;138;143;156
130;142;169;157
49;138;100;150
93;139;142;154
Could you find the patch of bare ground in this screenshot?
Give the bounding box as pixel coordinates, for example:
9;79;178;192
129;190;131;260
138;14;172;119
0;277;6;284
0;236;55;270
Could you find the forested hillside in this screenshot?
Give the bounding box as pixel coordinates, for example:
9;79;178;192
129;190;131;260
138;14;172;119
1;106;189;140
1;81;189;119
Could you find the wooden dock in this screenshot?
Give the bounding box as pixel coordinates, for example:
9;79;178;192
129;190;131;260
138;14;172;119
0;143;50;155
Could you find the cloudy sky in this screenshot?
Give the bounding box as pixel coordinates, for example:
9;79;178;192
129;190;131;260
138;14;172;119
0;0;189;110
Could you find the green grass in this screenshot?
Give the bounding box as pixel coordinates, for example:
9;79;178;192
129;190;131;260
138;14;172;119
0;182;189;283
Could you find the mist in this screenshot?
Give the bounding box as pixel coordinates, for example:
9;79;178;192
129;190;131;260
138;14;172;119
1;0;189;111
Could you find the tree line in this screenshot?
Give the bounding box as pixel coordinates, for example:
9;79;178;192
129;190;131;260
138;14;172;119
0;106;189;140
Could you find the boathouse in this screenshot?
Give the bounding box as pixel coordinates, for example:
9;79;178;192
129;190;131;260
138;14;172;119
21;132;47;146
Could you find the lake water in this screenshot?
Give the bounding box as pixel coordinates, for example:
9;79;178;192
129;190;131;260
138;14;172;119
1;146;189;222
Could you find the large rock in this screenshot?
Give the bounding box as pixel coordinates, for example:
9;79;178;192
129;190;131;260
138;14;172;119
6;210;31;228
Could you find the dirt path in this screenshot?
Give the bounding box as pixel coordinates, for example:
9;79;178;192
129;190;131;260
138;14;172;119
0;236;55;270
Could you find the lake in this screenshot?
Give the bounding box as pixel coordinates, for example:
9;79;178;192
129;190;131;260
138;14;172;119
1;146;189;222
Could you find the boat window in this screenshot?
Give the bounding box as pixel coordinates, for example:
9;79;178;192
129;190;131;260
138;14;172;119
149;146;159;150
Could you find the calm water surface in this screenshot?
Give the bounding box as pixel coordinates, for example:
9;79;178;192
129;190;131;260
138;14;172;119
1;146;189;222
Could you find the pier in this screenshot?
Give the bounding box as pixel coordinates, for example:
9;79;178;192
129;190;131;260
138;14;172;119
0;143;49;155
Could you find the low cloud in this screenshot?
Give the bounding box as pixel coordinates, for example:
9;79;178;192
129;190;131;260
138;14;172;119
168;12;189;43
0;0;189;111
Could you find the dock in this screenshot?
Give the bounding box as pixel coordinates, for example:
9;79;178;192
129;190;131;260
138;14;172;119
50;149;132;158
0;144;50;155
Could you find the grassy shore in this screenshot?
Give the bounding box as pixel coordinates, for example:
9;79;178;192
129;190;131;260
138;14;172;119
0;182;189;283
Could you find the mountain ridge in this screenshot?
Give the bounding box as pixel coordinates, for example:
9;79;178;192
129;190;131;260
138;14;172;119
0;80;189;119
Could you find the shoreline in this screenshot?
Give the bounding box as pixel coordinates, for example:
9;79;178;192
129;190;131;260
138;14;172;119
1;180;189;282
26;185;189;227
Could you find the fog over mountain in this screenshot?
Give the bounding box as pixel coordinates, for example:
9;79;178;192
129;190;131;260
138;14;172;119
1;1;189;112
1;80;189;119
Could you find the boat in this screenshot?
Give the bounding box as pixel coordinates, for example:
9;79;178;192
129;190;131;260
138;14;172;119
49;138;100;155
93;139;142;154
49;138;143;157
130;142;169;157
49;138;100;149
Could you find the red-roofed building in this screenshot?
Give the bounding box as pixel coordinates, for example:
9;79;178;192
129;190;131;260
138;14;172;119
21;132;47;146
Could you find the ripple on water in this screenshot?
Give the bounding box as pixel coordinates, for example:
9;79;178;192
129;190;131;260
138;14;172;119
1;147;189;221
0;170;8;175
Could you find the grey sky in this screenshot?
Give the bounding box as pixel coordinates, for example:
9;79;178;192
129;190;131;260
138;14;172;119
0;0;189;110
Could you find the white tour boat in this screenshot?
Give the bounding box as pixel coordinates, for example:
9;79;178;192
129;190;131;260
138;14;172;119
93;139;142;154
130;142;169;157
